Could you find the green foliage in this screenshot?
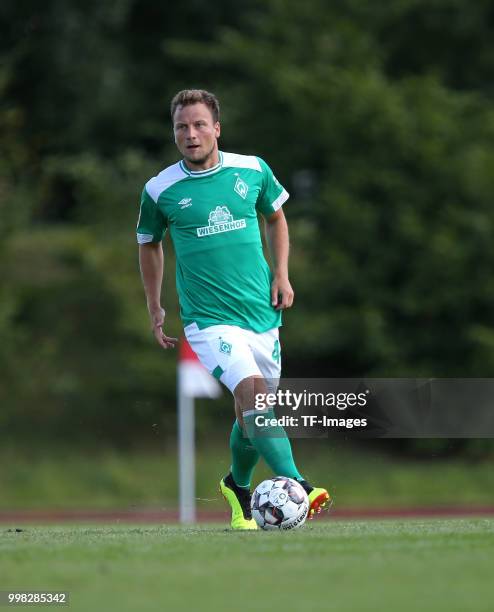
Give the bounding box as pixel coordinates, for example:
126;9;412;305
0;227;178;441
1;0;494;447
169;0;494;377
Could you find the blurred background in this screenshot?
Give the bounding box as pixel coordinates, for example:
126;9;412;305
1;0;494;515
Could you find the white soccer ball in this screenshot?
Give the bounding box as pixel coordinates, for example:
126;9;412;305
251;477;309;530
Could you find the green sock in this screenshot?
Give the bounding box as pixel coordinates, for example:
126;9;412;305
229;419;260;488
243;409;303;481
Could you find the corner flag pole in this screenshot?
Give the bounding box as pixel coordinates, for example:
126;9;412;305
178;385;196;523
178;339;221;524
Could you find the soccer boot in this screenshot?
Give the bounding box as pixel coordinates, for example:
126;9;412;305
298;479;332;519
220;473;258;530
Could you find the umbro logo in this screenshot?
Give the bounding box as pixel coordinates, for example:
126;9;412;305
178;198;192;209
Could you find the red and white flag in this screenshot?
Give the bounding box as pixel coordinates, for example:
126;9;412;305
178;338;222;398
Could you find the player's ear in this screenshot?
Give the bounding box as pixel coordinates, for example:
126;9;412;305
215;122;221;138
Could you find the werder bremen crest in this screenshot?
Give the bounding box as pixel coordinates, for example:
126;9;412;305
234;176;249;199
219;337;232;355
197;205;246;237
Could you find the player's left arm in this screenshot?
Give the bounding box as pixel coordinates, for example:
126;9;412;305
264;207;294;310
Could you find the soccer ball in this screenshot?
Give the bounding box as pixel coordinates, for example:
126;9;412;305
251;477;309;530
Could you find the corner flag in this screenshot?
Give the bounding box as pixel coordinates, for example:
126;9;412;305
178;339;222;399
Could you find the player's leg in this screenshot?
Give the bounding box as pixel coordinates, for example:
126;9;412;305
220;397;260;529
234;375;304;481
184;323;261;529
247;328;331;518
230;400;260;488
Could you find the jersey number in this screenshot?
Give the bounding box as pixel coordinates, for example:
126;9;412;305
272;340;280;364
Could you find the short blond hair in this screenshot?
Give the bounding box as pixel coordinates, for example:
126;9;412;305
170;89;220;123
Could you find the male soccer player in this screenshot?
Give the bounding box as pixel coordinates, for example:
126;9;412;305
137;89;330;529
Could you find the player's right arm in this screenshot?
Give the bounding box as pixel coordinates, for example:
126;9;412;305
137;186;177;350
139;243;177;349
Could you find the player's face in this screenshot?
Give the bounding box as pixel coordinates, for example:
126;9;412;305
173;103;220;170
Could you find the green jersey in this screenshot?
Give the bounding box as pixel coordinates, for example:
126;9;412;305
136;151;289;333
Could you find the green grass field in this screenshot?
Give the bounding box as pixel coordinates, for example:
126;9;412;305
2;519;493;612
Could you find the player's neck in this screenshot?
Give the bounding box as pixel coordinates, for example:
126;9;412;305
182;148;220;172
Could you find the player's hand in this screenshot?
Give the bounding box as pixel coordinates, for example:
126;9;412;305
271;274;294;310
149;306;178;349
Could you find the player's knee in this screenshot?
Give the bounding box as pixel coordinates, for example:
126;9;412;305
234;375;268;411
